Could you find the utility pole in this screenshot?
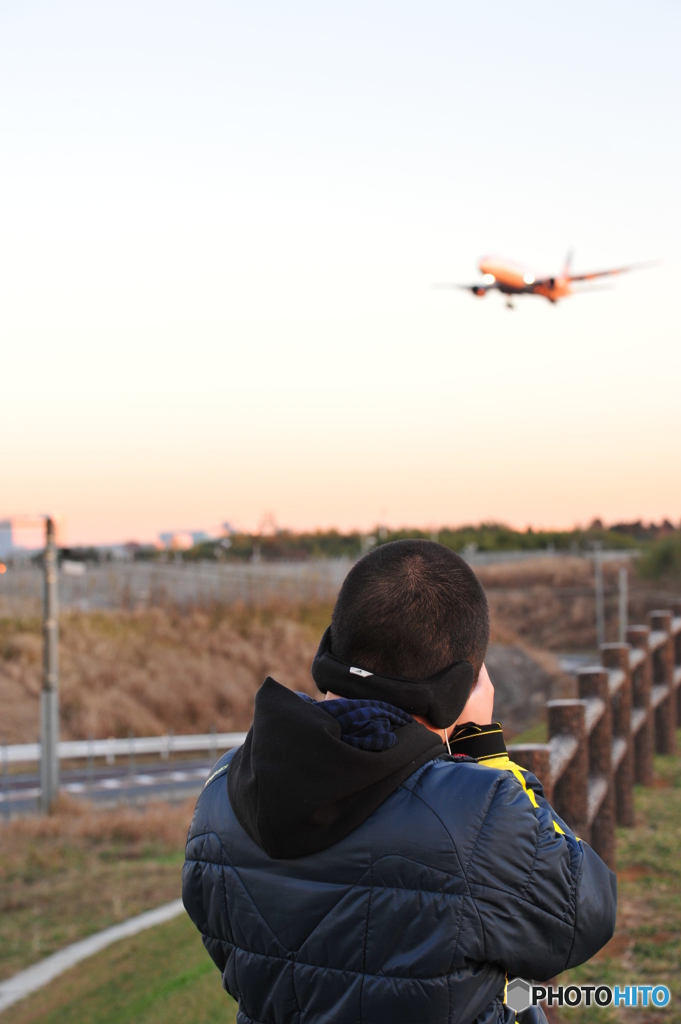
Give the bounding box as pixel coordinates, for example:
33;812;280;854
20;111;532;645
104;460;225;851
618;565;628;643
40;517;59;812
593;543;605;649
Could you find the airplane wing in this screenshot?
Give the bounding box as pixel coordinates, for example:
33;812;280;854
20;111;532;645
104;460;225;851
568;261;657;283
432;283;494;295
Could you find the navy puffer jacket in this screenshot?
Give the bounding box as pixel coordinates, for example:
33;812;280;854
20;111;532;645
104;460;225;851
183;680;616;1024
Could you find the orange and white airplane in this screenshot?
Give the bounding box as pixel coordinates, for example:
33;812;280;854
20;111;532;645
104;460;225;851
438;253;653;308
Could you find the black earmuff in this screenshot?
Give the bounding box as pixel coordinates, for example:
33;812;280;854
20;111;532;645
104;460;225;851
311;627;474;729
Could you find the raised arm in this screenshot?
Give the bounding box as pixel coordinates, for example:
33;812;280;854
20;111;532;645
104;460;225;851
465;771;616;980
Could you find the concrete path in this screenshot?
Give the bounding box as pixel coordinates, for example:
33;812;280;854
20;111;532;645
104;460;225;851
0;899;185;1014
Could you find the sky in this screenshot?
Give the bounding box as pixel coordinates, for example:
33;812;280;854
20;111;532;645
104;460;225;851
1;1;680;545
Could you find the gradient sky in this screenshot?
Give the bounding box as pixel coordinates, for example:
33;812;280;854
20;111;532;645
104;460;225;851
2;1;680;544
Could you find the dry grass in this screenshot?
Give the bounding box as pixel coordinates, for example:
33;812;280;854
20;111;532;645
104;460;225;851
479;557;680;652
0;604;331;744
0;796;195;981
2;561;678;746
480;557;611;651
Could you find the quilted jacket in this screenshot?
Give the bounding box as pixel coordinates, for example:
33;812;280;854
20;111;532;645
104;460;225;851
182;681;616;1024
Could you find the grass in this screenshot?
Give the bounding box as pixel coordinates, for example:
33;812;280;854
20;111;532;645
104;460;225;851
0;798;194;982
638;535;681;581
0;601;400;745
508;719;549;744
0;605;327;744
1;912;236;1024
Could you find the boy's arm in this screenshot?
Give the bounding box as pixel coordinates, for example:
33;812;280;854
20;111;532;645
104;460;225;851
451;724;617;980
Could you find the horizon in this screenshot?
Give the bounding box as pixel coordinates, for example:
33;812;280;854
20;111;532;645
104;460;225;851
2;511;676;552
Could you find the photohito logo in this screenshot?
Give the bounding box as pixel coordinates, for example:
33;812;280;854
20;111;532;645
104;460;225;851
506;980;671;1013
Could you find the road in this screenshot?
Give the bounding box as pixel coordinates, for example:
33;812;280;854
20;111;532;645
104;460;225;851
0;757;219;816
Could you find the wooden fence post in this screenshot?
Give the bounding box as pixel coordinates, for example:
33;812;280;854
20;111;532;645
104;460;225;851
648;610;676;755
506;608;681;876
674;607;681;723
600;642;634;827
546;700;588;839
577;669;615;868
505;744;553;803
627;625;654;786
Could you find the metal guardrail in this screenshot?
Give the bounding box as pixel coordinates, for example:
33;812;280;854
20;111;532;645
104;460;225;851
508;609;681;868
4;733;248;766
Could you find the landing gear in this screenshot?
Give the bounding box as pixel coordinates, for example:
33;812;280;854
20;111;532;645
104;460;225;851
506;300;515;310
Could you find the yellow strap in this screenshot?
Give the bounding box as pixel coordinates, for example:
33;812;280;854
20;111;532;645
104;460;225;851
204;762;230;788
477;754;568;836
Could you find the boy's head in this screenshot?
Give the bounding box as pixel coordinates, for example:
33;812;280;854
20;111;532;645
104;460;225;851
330;539;489;682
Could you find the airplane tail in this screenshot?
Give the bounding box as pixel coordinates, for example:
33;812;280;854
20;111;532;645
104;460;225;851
562;249;574;279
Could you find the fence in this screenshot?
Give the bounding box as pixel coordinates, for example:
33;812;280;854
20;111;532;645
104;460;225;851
0;560;352;614
0;550;639;615
507;607;681;868
3;733;248;766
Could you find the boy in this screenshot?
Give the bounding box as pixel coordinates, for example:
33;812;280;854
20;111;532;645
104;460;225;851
183;540;616;1024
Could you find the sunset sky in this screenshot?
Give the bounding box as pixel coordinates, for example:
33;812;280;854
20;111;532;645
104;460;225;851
2;1;680;545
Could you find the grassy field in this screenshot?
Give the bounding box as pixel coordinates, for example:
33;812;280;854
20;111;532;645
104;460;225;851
0;798;194;982
2;737;680;1023
2;913;236;1024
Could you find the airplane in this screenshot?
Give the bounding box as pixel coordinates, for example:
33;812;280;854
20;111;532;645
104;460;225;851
436;253;654;309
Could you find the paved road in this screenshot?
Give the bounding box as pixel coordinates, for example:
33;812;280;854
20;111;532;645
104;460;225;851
0;758;218;816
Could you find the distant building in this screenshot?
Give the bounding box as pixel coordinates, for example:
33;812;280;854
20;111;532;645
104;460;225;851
191;531;211;545
159;530;195;551
158;526;231;550
0;516;48;560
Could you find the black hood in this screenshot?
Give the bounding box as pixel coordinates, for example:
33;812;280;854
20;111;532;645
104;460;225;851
228;678;446;860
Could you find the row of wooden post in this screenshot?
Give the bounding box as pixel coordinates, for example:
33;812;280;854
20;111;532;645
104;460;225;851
507;608;681;868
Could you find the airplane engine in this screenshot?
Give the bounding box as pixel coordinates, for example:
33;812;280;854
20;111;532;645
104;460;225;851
472;287;487;297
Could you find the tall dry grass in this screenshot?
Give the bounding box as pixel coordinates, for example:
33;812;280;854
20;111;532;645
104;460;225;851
0;795;193;863
479;556;679;651
2;559;677;745
0;604;330;744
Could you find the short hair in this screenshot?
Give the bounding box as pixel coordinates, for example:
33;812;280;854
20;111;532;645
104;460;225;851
330;540;489;680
